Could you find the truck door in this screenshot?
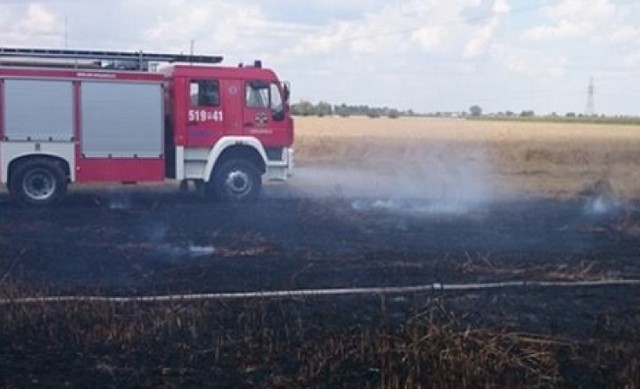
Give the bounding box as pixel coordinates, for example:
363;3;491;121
243;80;288;146
185;79;225;147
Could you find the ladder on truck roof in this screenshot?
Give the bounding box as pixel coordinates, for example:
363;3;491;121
0;47;223;70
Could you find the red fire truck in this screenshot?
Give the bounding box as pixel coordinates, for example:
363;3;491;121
0;48;294;206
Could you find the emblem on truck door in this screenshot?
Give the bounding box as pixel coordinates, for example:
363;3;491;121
254;112;269;126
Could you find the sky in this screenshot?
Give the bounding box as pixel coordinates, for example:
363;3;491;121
0;0;638;115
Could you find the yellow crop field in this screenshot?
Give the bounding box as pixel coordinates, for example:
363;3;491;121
292;116;640;199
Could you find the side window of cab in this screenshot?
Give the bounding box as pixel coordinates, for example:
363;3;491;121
190;80;220;106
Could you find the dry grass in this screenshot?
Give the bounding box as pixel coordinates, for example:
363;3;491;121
293;116;640;199
455;255;608;282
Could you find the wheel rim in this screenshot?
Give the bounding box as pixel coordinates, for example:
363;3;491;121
22;168;56;201
224;169;252;196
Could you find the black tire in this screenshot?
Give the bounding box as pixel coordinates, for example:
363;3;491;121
210;159;261;201
10;159;67;206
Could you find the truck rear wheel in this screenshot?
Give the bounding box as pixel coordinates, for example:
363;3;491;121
10;159;67;206
210;159;261;201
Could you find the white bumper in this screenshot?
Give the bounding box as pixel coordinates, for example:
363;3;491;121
265;147;294;181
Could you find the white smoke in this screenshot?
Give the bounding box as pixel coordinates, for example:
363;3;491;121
583;195;627;217
285;141;493;216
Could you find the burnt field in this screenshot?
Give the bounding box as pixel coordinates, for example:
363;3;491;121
1;186;640;388
2;117;640;388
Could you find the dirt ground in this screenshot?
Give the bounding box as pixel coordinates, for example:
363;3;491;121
1;117;640;387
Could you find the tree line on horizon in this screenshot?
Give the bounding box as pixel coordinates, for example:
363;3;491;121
290;101;639;123
291;101;416;118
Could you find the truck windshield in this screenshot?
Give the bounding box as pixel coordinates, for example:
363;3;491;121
246;81;284;119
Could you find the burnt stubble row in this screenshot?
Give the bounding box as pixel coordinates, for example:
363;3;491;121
1;190;639;387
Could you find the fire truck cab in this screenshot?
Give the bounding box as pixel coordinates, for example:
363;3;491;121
0;48;294;206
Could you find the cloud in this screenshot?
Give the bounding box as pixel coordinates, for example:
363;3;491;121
127;0;316;60
610;25;640;45
0;0;636;115
493;0;510;14
0;3;63;46
19;4;59;36
489;45;533;75
462;0;511;58
285;0;515;58
524;20;583;41
463;20;498;58
523;0;617;42
623;53;640;68
412;26;443;50
489;44;567;78
291;3;422;56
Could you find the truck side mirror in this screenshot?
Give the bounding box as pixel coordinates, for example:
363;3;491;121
272;109;285;122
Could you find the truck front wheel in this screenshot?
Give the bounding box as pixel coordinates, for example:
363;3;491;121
210;159;261;201
10;159;67;206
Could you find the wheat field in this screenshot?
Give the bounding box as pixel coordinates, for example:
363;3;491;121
293;116;640;199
